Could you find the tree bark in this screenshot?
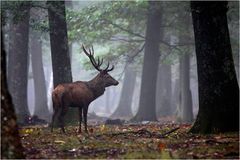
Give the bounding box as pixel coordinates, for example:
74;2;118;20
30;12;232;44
111;65;136;118
190;1;239;133
1;31;25;159
30;30;50;121
47;1;72;88
7;2;31;123
132;1;163;121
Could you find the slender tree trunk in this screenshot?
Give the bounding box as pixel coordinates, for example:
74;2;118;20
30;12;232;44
7;11;14;81
179;54;193;122
156;64;172;117
132;1;163;121
176;11;194;123
48;1;72;88
172;78;180;115
176;60;182;121
30;30;50;121
190;1;239;133
7;2;31;123
111;65;136;118
47;71;54;113
1;31;25;159
4;10;14;81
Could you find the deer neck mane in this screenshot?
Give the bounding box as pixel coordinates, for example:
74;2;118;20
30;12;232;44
86;75;105;99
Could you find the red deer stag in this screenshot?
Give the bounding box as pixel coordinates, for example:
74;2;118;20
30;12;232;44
51;45;119;133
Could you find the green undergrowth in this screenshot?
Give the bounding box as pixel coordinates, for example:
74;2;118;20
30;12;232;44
20;123;239;159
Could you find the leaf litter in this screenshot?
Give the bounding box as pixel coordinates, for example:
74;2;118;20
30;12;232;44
19;122;239;159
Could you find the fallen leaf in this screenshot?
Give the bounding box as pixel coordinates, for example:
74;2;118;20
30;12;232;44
158;142;166;152
100;124;105;132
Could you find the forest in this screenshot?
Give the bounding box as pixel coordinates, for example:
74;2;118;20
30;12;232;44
1;1;239;159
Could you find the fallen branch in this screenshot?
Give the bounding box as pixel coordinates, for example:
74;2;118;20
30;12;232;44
158;127;180;138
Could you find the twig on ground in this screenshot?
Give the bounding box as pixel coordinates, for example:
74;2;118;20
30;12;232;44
158;127;180;138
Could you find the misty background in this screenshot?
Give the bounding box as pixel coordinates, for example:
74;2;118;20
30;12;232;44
2;1;239;123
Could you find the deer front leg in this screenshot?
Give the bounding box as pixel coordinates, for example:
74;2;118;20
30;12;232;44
78;107;83;133
83;106;89;133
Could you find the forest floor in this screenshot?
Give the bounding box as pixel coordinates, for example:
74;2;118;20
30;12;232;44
20;122;239;159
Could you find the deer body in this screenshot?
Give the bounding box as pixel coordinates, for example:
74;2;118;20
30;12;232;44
51;45;118;133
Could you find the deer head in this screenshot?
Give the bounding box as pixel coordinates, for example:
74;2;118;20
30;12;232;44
82;45;119;87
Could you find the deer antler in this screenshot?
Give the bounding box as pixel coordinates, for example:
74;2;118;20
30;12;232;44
103;62;114;72
82;45;103;71
82;44;114;72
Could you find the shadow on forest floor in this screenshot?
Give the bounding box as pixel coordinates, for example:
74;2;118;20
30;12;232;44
19;122;239;159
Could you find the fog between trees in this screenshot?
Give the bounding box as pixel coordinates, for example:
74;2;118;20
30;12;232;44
2;1;239;127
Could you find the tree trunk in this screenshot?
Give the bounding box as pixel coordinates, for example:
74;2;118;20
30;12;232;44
30;30;50;121
7;11;14;81
132;1;163;121
176;9;194;123
190;1;239;133
156;64;172;117
172;78;180;115
179;54;193;123
111;65;136;119
47;71;54;113
7;3;31;123
48;1;75;124
48;1;72;88
1;31;25;159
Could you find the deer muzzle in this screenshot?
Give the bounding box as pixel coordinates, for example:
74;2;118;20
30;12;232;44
114;80;119;86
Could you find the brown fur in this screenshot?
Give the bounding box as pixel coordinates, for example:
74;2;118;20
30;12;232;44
51;71;118;133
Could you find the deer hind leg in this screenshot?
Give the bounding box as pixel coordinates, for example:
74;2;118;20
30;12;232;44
83;106;89;133
51;105;60;132
58;106;67;134
78;107;83;133
51;109;56;132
